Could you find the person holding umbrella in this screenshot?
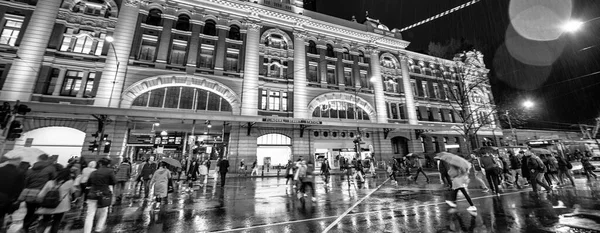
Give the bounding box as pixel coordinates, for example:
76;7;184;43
437;152;477;214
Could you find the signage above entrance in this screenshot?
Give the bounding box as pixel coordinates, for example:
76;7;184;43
262;118;322;125
128;133;154;144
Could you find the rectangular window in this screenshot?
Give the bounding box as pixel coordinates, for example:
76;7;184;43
411;80;418;97
391;103;398;119
282;92;288;111
0;15;24;46
421;81;429;98
140;37;158;61
45;68;60;95
225;50;239;72
84;72;95;97
399;104;406;119
308;64;318;82
342;53;351;60
344;70;353;87
170;39;187;65
326;66;336;84
360;72;369;89
61;71;84;96
452;86;459;100
59;28;105;55
443;84;450;100
433;84;440;99
198;45;214;68
268;91;280;111
260;90;267;110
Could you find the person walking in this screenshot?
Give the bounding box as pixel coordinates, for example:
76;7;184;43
218;157;230;187
352;158;365;183
150;162;171;204
20;154;57;233
285;160;295;185
368;159;376;177
469;154;489;192
541;154;558;187
114;158;131;203
84;158;116;233
186;159;199;190
411;156;430;183
199;160;209;185
0;152;26;232
298;161;317;202
527;153;553;193
521;151;532;186
239;159;246;176
438;159;452;188
581;156;598;180
509;151;523;189
139;157;157;198
36;169;76;233
320;158;331;186
556;155;575;187
388;159;398;185
479;151;501;194
250;161;259;176
445;164;477;214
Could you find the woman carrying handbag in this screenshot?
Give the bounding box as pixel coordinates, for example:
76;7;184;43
84;158;116;233
36;169;76;233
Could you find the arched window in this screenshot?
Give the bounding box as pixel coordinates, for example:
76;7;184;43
175;14;190;31
342;48;351;60
358;51;365;63
257;133;291;145
228;25;241;40
203;20;217;36
326;44;335;57
308;40;317;54
131;86;232;112
312;101;370;120
146;9;162;26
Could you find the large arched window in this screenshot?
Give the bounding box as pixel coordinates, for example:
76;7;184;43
146;9;162;26
257;133;291;146
228;25;241;40
203;20;217;36
312;101;370;120
326;44;335;57
131;86;232;112
308;40;317;54
175;14;190;31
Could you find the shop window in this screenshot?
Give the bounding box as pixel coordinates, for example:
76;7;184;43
433;136;440;152
0;14;23;46
228;25;241;40
203;20;217;36
170;40;187;65
146;9;162;26
326;44;335;57
60;71;84;97
175;14;190;31
308;40;317;54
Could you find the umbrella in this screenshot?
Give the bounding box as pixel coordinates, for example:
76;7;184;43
406;152;425;159
436;152;471;170
161;158;182;168
530;148;552;155
4;147;47;164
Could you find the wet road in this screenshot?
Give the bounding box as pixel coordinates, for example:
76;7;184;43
7;173;600;233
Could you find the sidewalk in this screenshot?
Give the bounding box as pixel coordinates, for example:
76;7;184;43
229;168;440;178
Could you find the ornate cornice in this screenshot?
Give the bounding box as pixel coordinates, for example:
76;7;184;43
245;22;262;32
124;0;141;7
56;9;117;29
293;30;308;40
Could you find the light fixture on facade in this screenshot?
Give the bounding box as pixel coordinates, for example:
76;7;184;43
204;131;208;135
105;36;114;43
160;130;168;136
151;122;160;132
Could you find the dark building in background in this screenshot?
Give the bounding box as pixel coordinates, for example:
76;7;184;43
304;0;316;11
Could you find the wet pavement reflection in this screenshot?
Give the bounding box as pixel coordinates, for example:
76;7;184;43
7;174;600;232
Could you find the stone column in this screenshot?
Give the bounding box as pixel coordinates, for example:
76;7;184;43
76;70;90;98
155;16;175;67
400;54;418;125
240;22;261;116
318;45;327;86
95;0;140;108
213;25;229;75
0;0;62;101
369;48;388;124
293;30;308;119
186;22;202;74
51;68;67;96
336;48;345;89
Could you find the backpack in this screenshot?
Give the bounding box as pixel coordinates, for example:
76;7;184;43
510;156;521;169
39;181;65;209
297;165;307;178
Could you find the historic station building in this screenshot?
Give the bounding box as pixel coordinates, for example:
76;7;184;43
0;0;501;168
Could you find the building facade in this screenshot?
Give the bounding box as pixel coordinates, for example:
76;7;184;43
0;0;501;167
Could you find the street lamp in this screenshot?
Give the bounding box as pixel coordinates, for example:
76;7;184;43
522;100;535;109
506;100;535;146
105;36;119;108
160;130;168;136
562;20;584;33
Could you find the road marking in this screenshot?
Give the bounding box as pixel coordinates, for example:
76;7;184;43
210;215;338;233
321;178;390;233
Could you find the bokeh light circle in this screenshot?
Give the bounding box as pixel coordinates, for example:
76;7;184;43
493;43;552;90
505;25;565;66
509;0;573;41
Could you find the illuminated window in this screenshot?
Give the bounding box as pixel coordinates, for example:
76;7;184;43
84;72;95;97
132;87;232;112
139;36;158;61
268;91;280;111
0;15;23;46
443;84;450;100
421;81;429;98
433;84;440;99
61;71;84;97
312;101;369;120
60;28;105;55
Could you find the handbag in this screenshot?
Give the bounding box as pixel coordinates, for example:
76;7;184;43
88;190;112;208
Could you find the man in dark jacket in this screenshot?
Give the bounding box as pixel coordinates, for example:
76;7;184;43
509;152;523;189
139;157;157;198
23;154;57;232
521;151;531;186
218;157;230;187
0;155;25;231
479;152;501;194
528;153;552;193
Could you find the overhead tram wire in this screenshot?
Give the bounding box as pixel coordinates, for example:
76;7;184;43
399;0;482;32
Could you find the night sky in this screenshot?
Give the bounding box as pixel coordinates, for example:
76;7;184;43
317;0;600;129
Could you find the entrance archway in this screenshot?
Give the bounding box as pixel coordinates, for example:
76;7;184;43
256;133;292;167
14;127;85;165
391;136;409;157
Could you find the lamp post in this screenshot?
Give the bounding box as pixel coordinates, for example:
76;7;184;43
105;36;119;108
505;100;535;146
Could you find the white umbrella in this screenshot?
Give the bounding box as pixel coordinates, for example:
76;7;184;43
4;147;47;164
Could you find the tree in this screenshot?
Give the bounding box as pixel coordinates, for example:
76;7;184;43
427;38;483;60
442;50;498;154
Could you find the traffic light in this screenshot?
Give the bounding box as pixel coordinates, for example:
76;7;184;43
102;134;109;141
6;120;23;141
16;104;31;115
88;140;99;151
103;140;112;153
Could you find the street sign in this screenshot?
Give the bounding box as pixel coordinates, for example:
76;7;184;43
24;138;33;147
262;118;322;125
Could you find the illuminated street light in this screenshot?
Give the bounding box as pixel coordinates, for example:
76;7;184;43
522;100;535;109
562;20;584;33
160;130;168;136
105;36;114;43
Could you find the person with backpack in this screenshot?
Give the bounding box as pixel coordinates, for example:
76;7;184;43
20;154;57;233
556;155;575;186
479;150;501;194
296;160;316;202
469;154;489;192
139;157;157;198
114;158;131;204
521;151;532;186
0;152;26;232
581;156;598;180
509;151;523;189
528;153;553;193
36;169;76;233
84;158;116;233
